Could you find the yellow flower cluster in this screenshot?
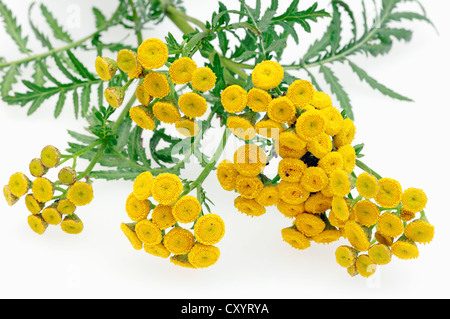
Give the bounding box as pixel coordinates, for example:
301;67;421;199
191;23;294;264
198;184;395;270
218;60;434;278
121;172;225;269
3;145;93;235
96;38;218;138
334;177;433;278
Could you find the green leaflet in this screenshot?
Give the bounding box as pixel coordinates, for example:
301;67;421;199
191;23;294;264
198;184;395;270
40;4;72;43
347;60;413;102
0;0;30;54
320;65;353;120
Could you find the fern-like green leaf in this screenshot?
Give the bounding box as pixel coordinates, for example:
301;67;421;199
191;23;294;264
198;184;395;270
0;0;30;54
40;4;73;43
320;64;353;120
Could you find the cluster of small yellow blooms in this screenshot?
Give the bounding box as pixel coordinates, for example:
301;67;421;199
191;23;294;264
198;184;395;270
3;145;94;235
217;60;434;277
96;38;217;137
121;171;225;269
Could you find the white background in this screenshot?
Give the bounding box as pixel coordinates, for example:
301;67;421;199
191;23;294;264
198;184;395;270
0;0;449;299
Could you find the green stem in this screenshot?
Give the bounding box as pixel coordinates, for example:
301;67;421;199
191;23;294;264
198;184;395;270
77;143;107;181
355;159;383;180
181;127;231;196
128;0;144;45
166;6;207;32
57;139;104;167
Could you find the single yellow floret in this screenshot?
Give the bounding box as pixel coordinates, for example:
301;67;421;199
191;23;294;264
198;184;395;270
125;193;150;222
344;220;371;251
152;102;181;124
354;200;380;227
295;109;327;141
332;196;349;221
234;196;266;217
216;159;239;191
267;96;296;123
356;254;376;278
173;195;202;223
27;214;48;235
335;245;357;268
254;119;283;138
56;198;76;215
143;72;170;98
295;213;325;237
133;171;154;200
135;219;162;245
255;186;279;207
278;181;310;205
368;244;392;265
402;188;427;213
138;38;168;69
144;243;170;258
164;227;195;255
301;166;329;193
130;106;155;131
356;172;379;199
310;91;332;109
235;175;263;199
25;194;43;214
67;182;94;206
333;118;356;148
191;67;217;91
117;49;139;73
3;185;19;206
252;60;284;90
178;92;207;118
152;204;176;230
29;158;47;178
8;172;30;197
194;213;225;245
61;215;84;234
221;85;248;113
233;144;267;177
42;207;62;225
247;87;272;112
277;200;305;218
320;106;344;136
281;227;311;250
175;118;199;137
286;79;314;108
188;244;220;268
391;239;419;260
278;158;307;183
318;151;344;175
121;222;143;250
95;56;117;81
151;173;183;205
375;178;402;208
404;220;434;244
169;57;197;84
377;212;404;238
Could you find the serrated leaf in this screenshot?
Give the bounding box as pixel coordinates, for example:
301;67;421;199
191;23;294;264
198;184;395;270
81;84;91;117
272;2;330;33
27;94;47;115
89;170;142;181
1;65;19;98
320;65;353;120
92;7;107;29
68;130;97;144
40;4;72;43
347;60;413;102
66;50;96;81
54;91;67;118
73;88;80;119
0;0;30;54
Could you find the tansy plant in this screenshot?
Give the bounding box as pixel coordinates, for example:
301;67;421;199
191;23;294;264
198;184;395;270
0;0;435;275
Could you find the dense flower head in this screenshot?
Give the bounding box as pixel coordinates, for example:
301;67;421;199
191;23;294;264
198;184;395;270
252;60;284;90
137;38;168;70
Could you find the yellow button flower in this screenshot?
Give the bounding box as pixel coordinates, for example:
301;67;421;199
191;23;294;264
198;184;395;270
125;193;150;222
130;106;155;131
152;102;181;124
120;223;143;250
143;72;170;99
29;158;47;178
391;238;419;260
42;206;62;225
173;195;202;224
355;254;376;278
169;57;197;84
151;173;183;205
194;214;225;245
247;87;272;112
163;227;195;255
61;215;84;234
144;243;170;258
295;213;325;237
375;178;402;208
138;38;168;70
368;244;392;265
67;182;94;206
188;244;220;269
216;160;239;191
402;188;427;213
335;245;357;268
95;56;118;81
27;214;48;235
32;177;54;203
227;116;256;141
344;220;370;251
267;96;296;123
221;85;248;113
8;172;31;197
295;109;327;141
377;212;404;238
175;118;199;137
178;92;207;118
286;79;314;108
132;171;154;200
281;227;311;250
404;220;434;244
252;60;284;90
135;219;162;245
354;200;380;227
356;172;379;199
152;204;176;230
234;196;266;217
191;67;217;92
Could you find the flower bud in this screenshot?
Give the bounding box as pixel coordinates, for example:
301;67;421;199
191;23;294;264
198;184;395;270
95;56;118;81
104;87;125;108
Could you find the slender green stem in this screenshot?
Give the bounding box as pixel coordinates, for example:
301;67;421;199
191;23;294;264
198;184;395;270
128;0;144;45
166;6;207;32
57;139;104;168
181;127;231;196
77;143;107;180
355;159;382;180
